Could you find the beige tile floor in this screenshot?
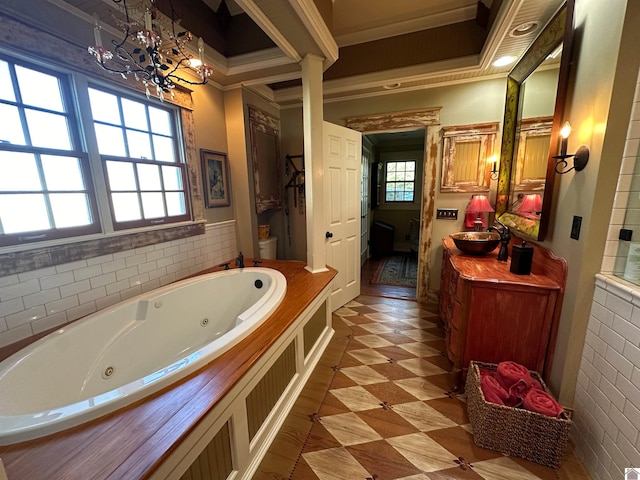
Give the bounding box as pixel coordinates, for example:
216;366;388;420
254;295;591;480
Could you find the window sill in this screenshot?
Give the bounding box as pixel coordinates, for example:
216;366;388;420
0;221;207;277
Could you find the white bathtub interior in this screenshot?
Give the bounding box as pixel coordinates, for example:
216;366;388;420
0;267;286;444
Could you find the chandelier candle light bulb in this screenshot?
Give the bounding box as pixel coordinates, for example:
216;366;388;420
88;0;212;100
144;9;153;31
93;13;102;48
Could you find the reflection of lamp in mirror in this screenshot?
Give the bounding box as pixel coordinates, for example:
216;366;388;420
554;121;590;174
465;194;494;231
487;154;499;180
517;193;543;218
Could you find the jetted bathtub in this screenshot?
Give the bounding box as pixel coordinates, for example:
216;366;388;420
0;267;286;445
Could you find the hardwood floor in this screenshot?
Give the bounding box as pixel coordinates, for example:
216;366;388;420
360;255;417;300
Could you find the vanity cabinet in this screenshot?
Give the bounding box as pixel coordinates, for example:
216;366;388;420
439;237;567;382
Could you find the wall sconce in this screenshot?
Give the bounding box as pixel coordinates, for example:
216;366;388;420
553;122;590;174
487;154;499;180
517;193;543;218
465;194;494;231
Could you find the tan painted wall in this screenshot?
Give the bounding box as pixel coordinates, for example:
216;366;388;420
543;0;640;404
224;89;255;257
322;77;508;290
192;83;234;224
280;108;307;260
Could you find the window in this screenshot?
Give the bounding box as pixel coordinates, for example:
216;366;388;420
88;88;190;229
0;58;99;246
0;54;191;247
385;161;415;202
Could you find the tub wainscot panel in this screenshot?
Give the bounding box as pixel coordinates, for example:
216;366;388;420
0;259;336;480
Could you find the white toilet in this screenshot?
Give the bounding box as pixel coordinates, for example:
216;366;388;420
258;236;277;259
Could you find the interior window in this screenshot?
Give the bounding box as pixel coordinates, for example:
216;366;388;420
0;58;99;246
88;87;190;229
385;160;416;202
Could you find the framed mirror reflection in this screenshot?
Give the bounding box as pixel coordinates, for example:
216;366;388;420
495;0;575;241
248;105;282;214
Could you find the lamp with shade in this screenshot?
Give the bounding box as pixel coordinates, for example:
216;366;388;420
464;194;494;231
517;193;543;217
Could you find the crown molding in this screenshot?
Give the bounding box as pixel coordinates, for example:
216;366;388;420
220;70;302;91
334;4;476;47
273;54;481;103
226;48;296;76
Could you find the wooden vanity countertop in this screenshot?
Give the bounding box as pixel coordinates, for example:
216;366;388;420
0;259;337;480
443;236;567;291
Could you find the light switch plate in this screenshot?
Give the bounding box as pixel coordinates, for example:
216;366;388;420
436;208;458;220
571;216;582;240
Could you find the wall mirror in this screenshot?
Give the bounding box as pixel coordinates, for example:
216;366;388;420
495;0;574;240
249;105;282;214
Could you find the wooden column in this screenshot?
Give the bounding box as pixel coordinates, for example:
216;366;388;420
301;54;328;273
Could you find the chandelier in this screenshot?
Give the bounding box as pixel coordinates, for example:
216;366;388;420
88;0;213;100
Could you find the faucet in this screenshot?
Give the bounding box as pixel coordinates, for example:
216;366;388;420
488;219;511;262
235;252;245;269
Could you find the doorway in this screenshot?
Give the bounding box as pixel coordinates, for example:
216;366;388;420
360;129;425;300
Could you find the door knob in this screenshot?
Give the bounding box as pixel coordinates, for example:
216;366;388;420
325;231;333;238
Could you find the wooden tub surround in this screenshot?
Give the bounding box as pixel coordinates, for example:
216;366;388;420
0;259;336;480
439;236;567;384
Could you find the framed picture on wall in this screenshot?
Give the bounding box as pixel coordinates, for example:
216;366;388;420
201;150;231;208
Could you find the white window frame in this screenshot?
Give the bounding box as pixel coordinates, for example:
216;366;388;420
0;53;193;248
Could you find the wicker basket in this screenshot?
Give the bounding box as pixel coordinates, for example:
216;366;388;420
465;361;572;468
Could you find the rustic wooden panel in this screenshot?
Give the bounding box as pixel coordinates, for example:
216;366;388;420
180;421;233;480
416;124;440;303
303;301;327;357
345;108;441;133
246;341;296;441
440;122;498;193
182;110;205;222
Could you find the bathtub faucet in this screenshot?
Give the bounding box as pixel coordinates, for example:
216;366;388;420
235;252;245;269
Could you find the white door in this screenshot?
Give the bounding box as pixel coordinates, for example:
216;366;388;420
324;121;362;310
361;142;372;265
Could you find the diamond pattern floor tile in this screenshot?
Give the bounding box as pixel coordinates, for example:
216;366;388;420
256;294;590;480
318;412;383;445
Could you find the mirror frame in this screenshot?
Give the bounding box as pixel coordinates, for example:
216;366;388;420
496;0;575;240
248;105;282;214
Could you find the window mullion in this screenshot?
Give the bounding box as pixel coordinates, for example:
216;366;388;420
33;152;56;230
73;74;112;233
8;64;33;147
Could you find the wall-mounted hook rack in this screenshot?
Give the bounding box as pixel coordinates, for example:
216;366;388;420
284;154;305;213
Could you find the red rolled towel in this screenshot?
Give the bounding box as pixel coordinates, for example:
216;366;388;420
505;379;529;408
523;388;564;418
496;361;541;390
480;374;509;405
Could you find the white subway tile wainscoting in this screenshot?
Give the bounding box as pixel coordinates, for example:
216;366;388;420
0;221;237;350
574;274;640;479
